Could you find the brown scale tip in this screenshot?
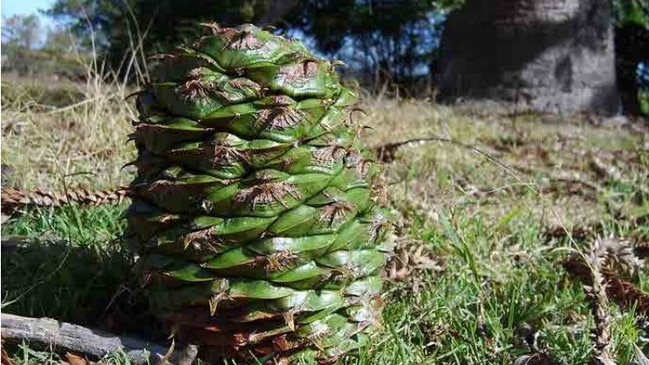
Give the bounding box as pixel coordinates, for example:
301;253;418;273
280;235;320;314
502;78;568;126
320;201;354;226
258;107;302;130
235;181;300;209
227;30;263;50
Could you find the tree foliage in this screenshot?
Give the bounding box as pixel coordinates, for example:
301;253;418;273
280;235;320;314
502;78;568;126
2;14;42;50
36;0;649;108
1;14;81;77
44;0;462;91
44;0;298;76
289;0;459;90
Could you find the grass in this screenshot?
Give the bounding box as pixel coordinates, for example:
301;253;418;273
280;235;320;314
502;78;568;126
1;72;137;191
2;75;648;364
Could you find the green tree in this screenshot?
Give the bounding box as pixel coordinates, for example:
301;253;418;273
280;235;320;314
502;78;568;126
290;0;461;93
2;14;42;50
44;0;292;78
44;0;461;91
1;14;43;75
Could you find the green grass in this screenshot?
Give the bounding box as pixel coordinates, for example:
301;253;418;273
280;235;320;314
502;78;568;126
3;185;646;364
2;79;648;364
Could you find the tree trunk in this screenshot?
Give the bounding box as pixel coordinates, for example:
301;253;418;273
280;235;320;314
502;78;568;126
615;23;649;116
437;0;620;115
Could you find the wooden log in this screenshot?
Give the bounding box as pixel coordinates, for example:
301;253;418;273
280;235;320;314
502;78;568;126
0;313;197;365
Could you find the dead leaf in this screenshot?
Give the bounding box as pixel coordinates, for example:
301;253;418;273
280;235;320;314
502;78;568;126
1;337;14;365
65;352;90;365
1;350;13;365
385;237;444;283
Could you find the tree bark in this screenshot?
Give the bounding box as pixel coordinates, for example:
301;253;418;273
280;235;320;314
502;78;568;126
0;313;195;365
437;0;620;115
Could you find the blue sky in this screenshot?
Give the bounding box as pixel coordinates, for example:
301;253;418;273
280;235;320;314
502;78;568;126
2;0;55;17
2;0;57;45
2;0;55;24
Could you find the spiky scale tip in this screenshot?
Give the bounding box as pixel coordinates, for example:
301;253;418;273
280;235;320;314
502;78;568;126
127;23;391;364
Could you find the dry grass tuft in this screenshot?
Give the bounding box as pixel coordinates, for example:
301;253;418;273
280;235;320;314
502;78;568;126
2;68;138;191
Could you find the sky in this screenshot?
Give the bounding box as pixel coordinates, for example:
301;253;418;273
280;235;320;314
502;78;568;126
2;0;55;17
2;0;56;24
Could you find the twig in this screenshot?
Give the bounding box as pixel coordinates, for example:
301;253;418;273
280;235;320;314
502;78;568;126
372;136;502;164
633;344;649;365
581;238;616;365
0;313;191;365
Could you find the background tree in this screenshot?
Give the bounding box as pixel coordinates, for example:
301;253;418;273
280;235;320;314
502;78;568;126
44;0;294;79
44;0;461;92
2;14;41;50
2;14;42;75
1;14;86;78
35;0;649;115
289;0;455;94
612;0;649;114
437;0;620;114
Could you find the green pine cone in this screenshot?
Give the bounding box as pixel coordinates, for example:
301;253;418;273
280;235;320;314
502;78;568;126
127;23;391;364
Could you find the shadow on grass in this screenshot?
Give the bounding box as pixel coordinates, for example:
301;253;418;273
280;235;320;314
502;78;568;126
1;237;162;342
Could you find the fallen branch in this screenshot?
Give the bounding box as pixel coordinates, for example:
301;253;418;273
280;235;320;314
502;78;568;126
0;313;195;365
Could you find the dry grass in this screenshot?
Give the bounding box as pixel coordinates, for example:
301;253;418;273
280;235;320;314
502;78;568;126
1;70;138;191
360;96;648;229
